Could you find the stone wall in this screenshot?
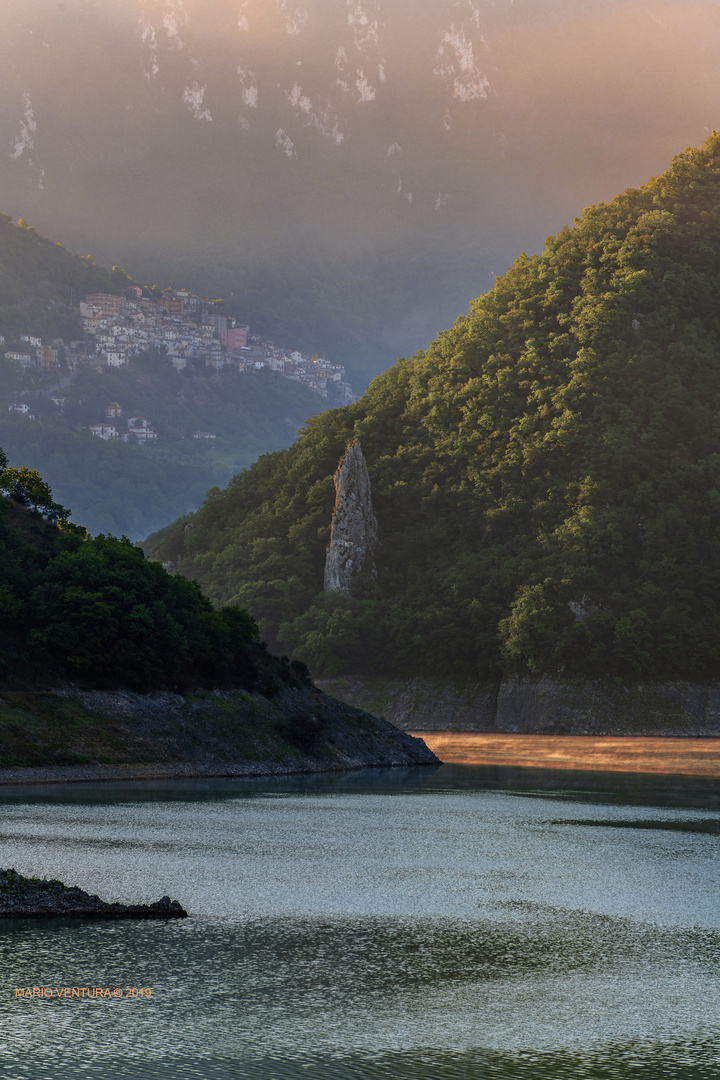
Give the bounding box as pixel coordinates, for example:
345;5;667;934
316;675;720;737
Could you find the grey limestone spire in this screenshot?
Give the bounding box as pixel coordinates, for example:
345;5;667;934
323;439;378;593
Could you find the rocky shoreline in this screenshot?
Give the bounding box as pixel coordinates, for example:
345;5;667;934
0;868;187;919
0;756;431;786
0;683;439;781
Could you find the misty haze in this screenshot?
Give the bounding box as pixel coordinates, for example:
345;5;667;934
2;0;719;383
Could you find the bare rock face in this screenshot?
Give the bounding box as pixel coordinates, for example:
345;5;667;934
324;439;378;593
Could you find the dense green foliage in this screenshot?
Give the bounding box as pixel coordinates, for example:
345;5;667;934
0;463;69;522
0;490;271;692
0;352;322;538
0;215;132;341
148;135;720;681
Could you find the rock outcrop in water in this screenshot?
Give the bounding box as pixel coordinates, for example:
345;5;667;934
0;867;187;919
324;439;378;593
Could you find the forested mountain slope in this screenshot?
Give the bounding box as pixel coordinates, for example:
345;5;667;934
147;135;720;682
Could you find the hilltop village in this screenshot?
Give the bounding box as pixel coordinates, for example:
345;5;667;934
4;287;355;442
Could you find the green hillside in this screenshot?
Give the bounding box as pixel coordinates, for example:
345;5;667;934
0;215;132;341
147;134;720;682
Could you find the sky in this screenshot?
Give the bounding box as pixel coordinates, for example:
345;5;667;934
1;0;719;383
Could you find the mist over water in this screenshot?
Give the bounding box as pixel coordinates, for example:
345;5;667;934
2;0;719;380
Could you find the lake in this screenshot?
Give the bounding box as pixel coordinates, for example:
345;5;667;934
1;759;719;1079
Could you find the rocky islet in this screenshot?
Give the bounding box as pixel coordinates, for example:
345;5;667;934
0;867;187;919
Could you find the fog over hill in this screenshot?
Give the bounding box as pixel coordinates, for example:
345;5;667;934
2;0;719;384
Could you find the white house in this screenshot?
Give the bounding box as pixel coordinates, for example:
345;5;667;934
89;423;116;440
128;426;158;441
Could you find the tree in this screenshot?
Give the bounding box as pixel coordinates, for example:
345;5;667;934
0;465;70;522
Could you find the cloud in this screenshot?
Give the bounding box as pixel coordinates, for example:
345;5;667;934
347;1;379;49
4;0;720;386
276;1;308;36
238;63;258;107
10;92;36;160
288;82;313;114
275;128;297;157
434;25;490;102
183;83;213;121
288;83;344;143
355;71;376;103
139;20;160;78
163;0;189;48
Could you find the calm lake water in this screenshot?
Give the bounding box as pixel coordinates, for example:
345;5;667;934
0;762;719;1080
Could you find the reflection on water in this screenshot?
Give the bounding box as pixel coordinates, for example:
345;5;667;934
0;764;719;1079
2;759;718;809
554;817;720;835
